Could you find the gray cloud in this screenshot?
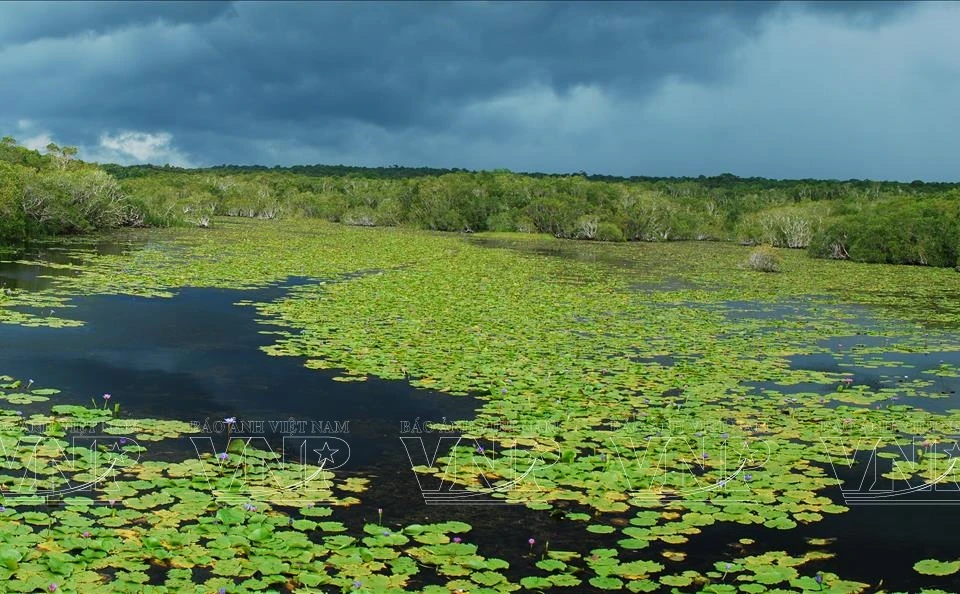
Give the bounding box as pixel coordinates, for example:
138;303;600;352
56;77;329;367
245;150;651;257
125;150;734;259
0;1;233;45
0;1;953;180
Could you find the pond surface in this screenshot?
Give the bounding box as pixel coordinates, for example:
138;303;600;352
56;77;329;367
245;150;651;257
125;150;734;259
468;234;960;591
0;273;478;468
2;229;960;593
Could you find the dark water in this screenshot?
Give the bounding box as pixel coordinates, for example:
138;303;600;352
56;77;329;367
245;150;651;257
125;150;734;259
0;278;480;468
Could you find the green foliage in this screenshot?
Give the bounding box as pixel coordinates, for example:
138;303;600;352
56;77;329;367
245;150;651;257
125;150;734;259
737;203;825;248
809;196;960;267
595;221;625;242
5;132;960;267
0;138;171;243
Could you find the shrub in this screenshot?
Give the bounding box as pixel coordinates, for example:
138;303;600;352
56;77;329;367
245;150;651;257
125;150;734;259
342;207;378;227
573;215;599;239
737;203;825;248
809;198;960;267
745;246;782;272
595;222;625;242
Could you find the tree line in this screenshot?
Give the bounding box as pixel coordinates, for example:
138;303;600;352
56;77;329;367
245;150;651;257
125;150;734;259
2;136;958;268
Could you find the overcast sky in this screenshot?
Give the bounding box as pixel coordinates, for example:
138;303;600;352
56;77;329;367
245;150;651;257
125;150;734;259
1;1;957;180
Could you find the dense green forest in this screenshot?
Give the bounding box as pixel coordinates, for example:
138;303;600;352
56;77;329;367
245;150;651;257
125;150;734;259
2;136;958;267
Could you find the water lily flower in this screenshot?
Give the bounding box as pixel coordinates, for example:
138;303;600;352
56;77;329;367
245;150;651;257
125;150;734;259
815;573;823;584
453;537;462;543
224;417;236;425
119;437;127;445
103;393;111;400
528;538;535;546
352;580;362;589
218;452;229;461
0;506;5;512
701;452;710;460
382;530;390;536
48;585;58;592
842;377;853;385
82;531;90;538
243;503;256;512
744;473;753;482
476;445;484;454
219;589;227;594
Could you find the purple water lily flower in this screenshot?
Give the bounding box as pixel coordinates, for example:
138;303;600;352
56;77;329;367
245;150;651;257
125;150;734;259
453;537;462;543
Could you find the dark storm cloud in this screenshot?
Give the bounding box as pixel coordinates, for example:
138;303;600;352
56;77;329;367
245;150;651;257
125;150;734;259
0;1;954;180
2;2;786;130
0;1;233;45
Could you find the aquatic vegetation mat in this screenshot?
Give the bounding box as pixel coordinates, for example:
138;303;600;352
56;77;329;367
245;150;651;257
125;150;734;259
1;219;959;592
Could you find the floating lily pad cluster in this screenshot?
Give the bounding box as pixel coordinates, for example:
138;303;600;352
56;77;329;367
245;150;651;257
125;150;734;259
1;378;528;593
